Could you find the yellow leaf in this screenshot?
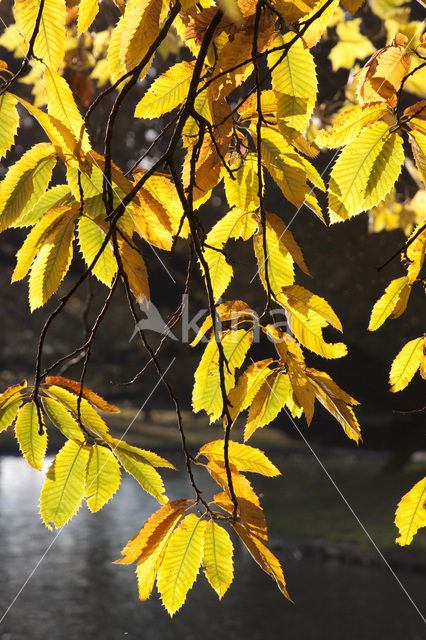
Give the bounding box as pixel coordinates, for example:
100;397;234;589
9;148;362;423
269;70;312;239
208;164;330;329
157;514;207;615
42;396;84;441
45;376;119;412
299;0;340;49
134;61;195;119
0;143;56;233
28;204;78;310
340;0;366;13
395;477;426;546
389;337;423;392
269;33;317;133
191;300;256;347
202;521;234;598
13;204;74;282
78;217;117;287
253;212;295;296
43;68;92;154
0;92;19;159
286;307;347;359
368;276;410;331
40;440;91;529
328;121;390;223
223;154;259;218
111;439;175;469
259;127;307;208
232;522;291;600
85;444;121;512
192;329;253;421
117;499;191;565
208;460;268;540
13;184;72;228
15;96;88;169
45;385;110;440
316;104;389;149
198;440;280;476
118;235;150;303
114;448;168;504
272;0;317;24
14;401;47;471
120;0;162;73
204;209;257;301
280;284;342;331
0;380;27;409
245;372;291;440
362;132;404;210
78;0;99;34
306;370;361;442
14;0;66;71
405;221;426;283
227;359;276;423
0;398;23;433
329;19;375;71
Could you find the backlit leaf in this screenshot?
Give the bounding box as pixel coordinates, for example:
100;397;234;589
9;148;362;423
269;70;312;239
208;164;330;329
395;477;426;546
14;0;66;70
85;444;121;512
368;276;410;331
389;337;423;392
245;371;291;440
135;61;194;119
40;440;90;529
0;92;19;159
203;521;234;598
14;401;47;470
198;440;280;476
157;514;207;615
45;376;119;412
42;396;84;441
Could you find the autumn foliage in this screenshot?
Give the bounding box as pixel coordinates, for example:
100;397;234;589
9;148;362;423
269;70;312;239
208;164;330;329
0;0;425;615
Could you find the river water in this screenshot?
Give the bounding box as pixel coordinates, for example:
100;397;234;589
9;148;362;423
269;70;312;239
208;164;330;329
0;456;425;640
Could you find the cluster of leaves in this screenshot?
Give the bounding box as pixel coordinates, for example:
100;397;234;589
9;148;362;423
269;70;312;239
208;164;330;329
0;0;425;615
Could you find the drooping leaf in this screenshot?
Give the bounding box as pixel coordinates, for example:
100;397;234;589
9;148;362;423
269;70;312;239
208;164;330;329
328;121;391;223
197;440;280;476
78;0;99;34
232;522;291;600
405;222;426;284
117;235;150;303
286;307;347;359
192;329;253;421
12;184;72;228
202;520;234;598
362;131;404;210
395;477;426;546
85;444;121;512
45;385;110;440
315;103;389;149
368;277;410;331
14;401;47;471
245;371;291;440
111;439;175;469
0;143;56;233
117;499;191;565
40;440;91;529
42;396;84;441
135;61;195;119
269;33;317;133
28;204;78;310
14;0;66;71
157;514;207;615
120;0;162;73
280;285;342;332
227;359;276;423
78;216;117;287
0;92;19;159
114;448;168;504
0;398;23;433
389;337;423;392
